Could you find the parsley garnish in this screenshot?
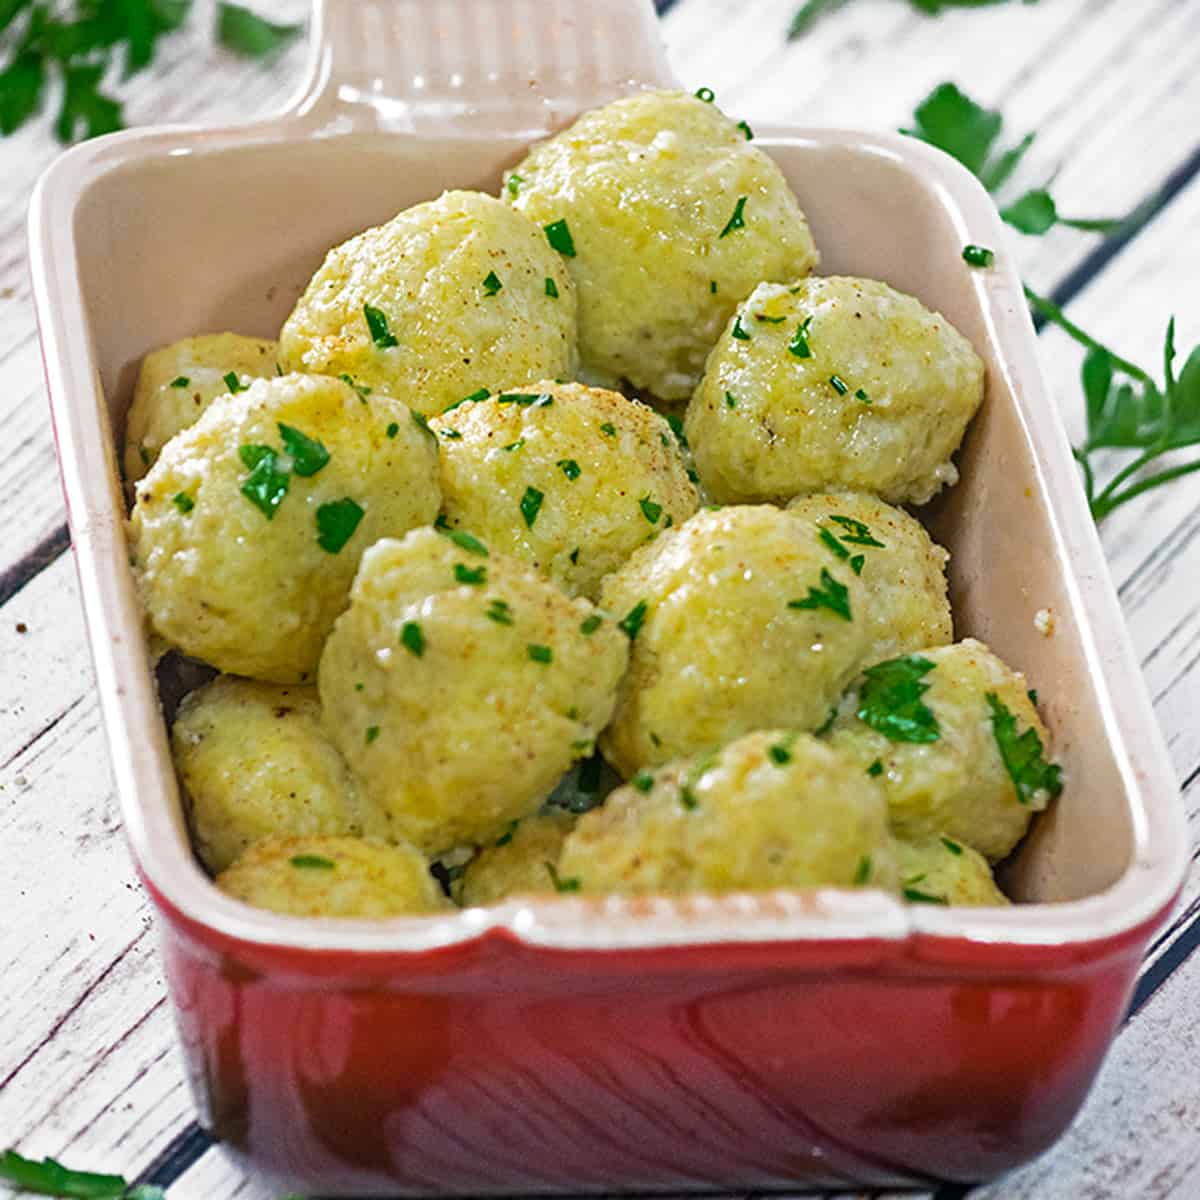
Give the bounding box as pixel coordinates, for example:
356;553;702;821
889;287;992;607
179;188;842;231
580;613;603;635
454;563;487;586
569;547;581;564
1028;688;1039;706
498;392;553;407
856;388;871;403
941;836;964;855
218;3;303;58
315;497;364;553
482;270;503;296
445;387;490;412
867;759;884;777
1025;287;1200;519
618;599;648;640
724;391;738;408
290;854;335;869
718;195;747;238
238;444;289;519
520;485;544;528
694;85;715;102
986;691;1063;804
527;643;553;664
401;621;425;657
854;855;872;885
546;862;581;892
818;526;850;561
338;373;371;400
768;733;797;765
829;514;884;546
171;492;194;514
710;280;718;294
363;302;399;348
639;495;662;524
544;276;559;298
496;820;519;847
169;375;189;388
543;218;576;256
386;422;399;438
731;315;751;341
0;1149;164;1198
829;374;849;395
788;316;814;358
632;770;655;793
365;725;380;744
223;370;245;393
557;458;581;481
755;314;786;325
485;598;514;625
278;422;330;475
788;567;852;621
502;439;525;453
962;243;995;268
437;525;489;556
441;429;462;440
506;173;523;196
410;410;437;442
667;414;689;449
737;119;754;140
904;885;948;905
856;655;940;743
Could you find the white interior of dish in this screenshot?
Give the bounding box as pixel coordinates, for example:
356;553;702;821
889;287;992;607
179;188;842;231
29;0;1186;954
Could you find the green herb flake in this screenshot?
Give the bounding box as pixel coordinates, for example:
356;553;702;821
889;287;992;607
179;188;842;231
171;491;194;514
724;390;738;408
818;525;850;561
737;119;754;140
498;392;553;408
238;444;289;519
485;598;514;625
667;414;689;450
544;218;577;257
695;85;715;102
278;422;330;476
386;421;400;438
482;270;503;296
849;554;865;575
365;725;380;744
454;563;487;586
410;410;438;443
904;886;949;905
867;759;884;777
639;495;662;524
788;567;852;621
768;734;797;765
963;243;995;268
855;388;871;404
569;547;581;564
854;855;872;885
439;526;489;556
315;497;364;553
401;621;425;657
788;315;814;358
829;374;849;396
599;421;617;437
718;195;748;238
363;302;399;348
496;821;519;847
755;313;786;325
829;514;885;547
445;387;490;413
856;654;940;744
580;613;604;635
440;428;463;440
986;691;1063;805
731;315;751;341
546;861;581;892
1028;688;1039;706
527;643;553;665
0;1149;133;1198
710;280;718;294
520;485;544;528
557;458;581;481
338;373;371;400
618;599;648;640
169;375;189;388
941;836;964;856
223;370;245;394
290;854;336;870
506;173;524;197
544;276;559;298
632;770;655;793
218;3;303;57
502;439;525;453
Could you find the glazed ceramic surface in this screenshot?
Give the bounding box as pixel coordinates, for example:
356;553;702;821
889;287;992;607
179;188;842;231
28;0;1187;1192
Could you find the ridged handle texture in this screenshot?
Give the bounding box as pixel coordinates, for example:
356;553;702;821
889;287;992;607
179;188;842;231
293;0;676;136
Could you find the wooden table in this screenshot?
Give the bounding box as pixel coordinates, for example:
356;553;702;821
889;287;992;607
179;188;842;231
2;1;1197;1196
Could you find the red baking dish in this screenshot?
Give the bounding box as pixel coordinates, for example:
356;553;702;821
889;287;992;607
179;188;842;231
28;0;1188;1192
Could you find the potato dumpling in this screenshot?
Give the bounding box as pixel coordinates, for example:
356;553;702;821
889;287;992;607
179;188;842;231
216;835;449;918
786;491;952;666
318;529;629;854
599;505;869;775
505;90;818;402
459;809;577;907
172;676;388;874
686;277;985;505
432;382;699;598
278;191;576;415
559;731;895;895
130;373;439;683
123;333;278;487
896;836;1010;907
824;639;1061;861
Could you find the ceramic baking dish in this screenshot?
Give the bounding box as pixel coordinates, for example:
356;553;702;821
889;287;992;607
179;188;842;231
28;0;1188;1192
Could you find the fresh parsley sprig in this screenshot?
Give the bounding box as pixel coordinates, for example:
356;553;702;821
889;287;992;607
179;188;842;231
1026;287;1200;520
0;1148;164;1198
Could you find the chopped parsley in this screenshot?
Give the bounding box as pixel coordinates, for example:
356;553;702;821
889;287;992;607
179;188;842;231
527;643;553;664
238;444;289;519
169;375;189;388
502;439;525;453
962;243;995;268
737;119;754;140
290;854;336;869
639;495;662;524
855;388;871;403
788;316;814;358
724;391;738;408
599;421;617;437
171;492;194;514
632;770;655;793
694;85;715;102
406;411;437;444
718;195;747;238
557;458;581;481
339;373;371;399
867;759;884;777
986;691;1063;804
569;547;581;564
818;525;850;561
482;270;503;296
941;836;964;856
545;276;559;298
278;422;330;476
828;514;885;546
498;392;553;407
546;862;581;892
543;218;576;257
788;567;852;621
710;280;718;294
580;613;604;635
445;387;490;412
731;315;751;341
768;733;798;765
485;598;514;625
667;413;689;449
0;1150;153;1199
454;563;487;586
365;725;380;744
520;485;544;528
400;621;425;657
680;751;718;811
223;370;245;393
856;655;940;743
386;422;399;438
437;524;489;556
904;885;949;905
363;302;398;348
618;599;648;640
507;173;524;196
440;429;462;440
496;820;519;847
755;313;786;325
315;497;364;553
829;374;849;396
854;855;872;885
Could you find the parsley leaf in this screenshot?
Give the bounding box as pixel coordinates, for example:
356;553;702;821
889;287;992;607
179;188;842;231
238;444;289;519
855;655;940;743
56;62;122;142
638;495;662;524
482;269;503;296
217;3;303;58
543;218;576;257
544;276;559;298
579;613;603;635
363;302;398;348
437;525;489;556
401;621;425;657
788;316;814;358
0;1148;153;1198
171;491;194;514
986;691;1062;804
546;861;581;892
618;599;648;640
454;563;487;586
556;458;581;481
788;567;852;621
278;422;329;476
718;195;747;238
520;485;544;528
315;497;364;553
527;643;553;664
828;514;885;547
290;854;335;870
485;598;513;625
0;52;43;135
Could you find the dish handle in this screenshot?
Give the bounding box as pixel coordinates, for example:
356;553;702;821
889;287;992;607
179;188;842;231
287;0;677;137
